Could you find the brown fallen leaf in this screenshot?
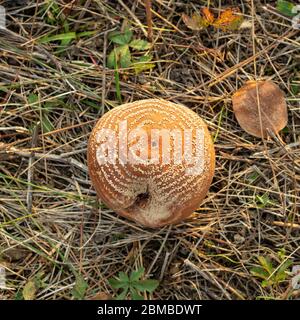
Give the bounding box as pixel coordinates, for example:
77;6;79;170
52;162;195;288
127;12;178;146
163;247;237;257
201;7;215;24
182;13;209;30
89;292;112;300
213;8;244;31
182;7;244;32
2;247;29;262
232;80;288;138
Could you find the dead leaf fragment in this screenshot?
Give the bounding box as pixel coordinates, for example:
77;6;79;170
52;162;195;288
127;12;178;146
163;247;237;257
201;7;215;24
213;8;244;31
232;80;288;138
2;247;29;262
23;280;36;300
182;13;209;30
89;292;112;300
182;7;244;32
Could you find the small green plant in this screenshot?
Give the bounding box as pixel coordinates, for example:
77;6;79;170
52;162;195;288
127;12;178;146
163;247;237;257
27;93;70;133
276;0;298;17
71;274;88;300
108;267;159;300
107;25;154;74
42;0;61;25
28;93;54;133
39;1;96;54
247;171;260;183
21;272;47;300
250;250;293;287
255;193;275;208
291;75;300;95
40;0;70;46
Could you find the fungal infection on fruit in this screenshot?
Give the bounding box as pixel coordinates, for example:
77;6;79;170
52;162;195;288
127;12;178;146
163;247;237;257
87;99;215;227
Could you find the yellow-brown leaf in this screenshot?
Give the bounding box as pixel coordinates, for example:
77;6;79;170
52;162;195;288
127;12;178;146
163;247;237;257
213;8;244;31
23;280;36;300
201;7;215;24
182;13;209;30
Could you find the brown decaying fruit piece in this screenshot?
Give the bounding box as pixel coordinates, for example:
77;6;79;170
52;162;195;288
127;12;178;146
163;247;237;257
87;99;215;228
232;80;288;138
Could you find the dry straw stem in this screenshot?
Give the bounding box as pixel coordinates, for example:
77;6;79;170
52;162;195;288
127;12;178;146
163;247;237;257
145;0;153;42
0;0;299;300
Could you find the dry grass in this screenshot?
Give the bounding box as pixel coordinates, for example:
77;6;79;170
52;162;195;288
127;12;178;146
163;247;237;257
0;0;299;300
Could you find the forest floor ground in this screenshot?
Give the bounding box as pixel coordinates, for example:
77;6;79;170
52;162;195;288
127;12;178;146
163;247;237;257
0;0;299;300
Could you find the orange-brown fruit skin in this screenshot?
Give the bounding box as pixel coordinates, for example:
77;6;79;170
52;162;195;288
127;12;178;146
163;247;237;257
232;80;288;138
87;99;215;228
